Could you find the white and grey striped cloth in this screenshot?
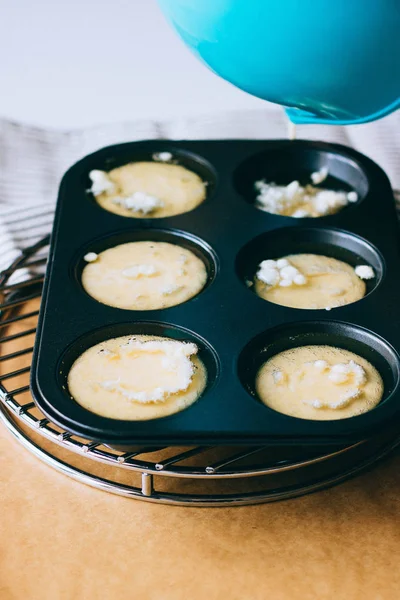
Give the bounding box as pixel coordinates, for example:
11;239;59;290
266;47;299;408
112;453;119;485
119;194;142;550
0;108;399;276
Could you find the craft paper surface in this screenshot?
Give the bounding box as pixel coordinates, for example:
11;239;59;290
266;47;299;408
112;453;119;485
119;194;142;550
1;301;400;600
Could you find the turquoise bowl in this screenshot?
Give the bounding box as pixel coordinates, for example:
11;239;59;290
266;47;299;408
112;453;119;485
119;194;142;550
158;0;400;125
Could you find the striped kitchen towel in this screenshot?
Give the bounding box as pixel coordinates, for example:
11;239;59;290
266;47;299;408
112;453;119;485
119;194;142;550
0;108;399;276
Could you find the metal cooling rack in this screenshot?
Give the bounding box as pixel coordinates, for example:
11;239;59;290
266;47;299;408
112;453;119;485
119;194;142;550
1;236;399;506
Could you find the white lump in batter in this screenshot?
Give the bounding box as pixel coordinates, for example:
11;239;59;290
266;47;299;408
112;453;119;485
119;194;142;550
254;167;358;217
89;161;206;218
82;241;208;310
256;345;384;420
67;335;207;420
255;254;367;310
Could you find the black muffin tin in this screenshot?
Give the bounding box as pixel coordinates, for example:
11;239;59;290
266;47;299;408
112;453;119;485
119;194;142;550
31;140;400;447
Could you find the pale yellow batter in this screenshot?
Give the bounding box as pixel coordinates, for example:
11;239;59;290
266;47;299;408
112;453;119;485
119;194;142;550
255;254;366;310
92;162;207;218
82;241;208;310
67;335;207;420
256;345;384;421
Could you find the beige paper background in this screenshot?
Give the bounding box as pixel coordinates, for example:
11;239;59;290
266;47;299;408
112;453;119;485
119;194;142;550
1;303;400;600
1;425;400;600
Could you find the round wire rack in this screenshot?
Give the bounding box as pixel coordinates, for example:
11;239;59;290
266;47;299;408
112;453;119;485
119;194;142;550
1;236;399;506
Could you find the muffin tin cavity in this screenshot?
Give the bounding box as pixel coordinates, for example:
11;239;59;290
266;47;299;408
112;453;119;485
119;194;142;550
60;322;219;403
75;228;218;309
236;226;384;304
83;147;216;219
33;322;220;441
238;321;400;414
234;142;369;215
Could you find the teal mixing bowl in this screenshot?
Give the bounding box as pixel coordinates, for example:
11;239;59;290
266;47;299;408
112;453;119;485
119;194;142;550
158;0;400;125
